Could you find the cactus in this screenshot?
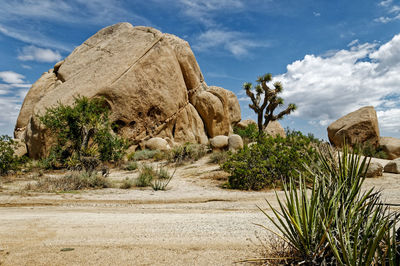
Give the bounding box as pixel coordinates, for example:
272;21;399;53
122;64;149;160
244;73;297;135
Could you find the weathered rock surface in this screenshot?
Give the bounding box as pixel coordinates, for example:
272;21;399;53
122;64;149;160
365;161;383;178
383;161;400;174
380;137;400;160
14;23;240;158
144;137;170;151
13;139;27;157
228;134;243;151
264;121;286;138
327;106;380;148
210;135;229;150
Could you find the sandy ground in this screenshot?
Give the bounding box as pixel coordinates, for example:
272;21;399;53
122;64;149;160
0;156;399;265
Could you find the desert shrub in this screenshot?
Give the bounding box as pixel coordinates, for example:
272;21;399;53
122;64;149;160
136;164;155;187
353;141;388;159
0;135;19;175
39;96;128;167
151;165;175;191
258;145;400;265
222;130;318;190
132;149;160;161
27;172;110;192
209;151;230;164
167;143;208;165
120;177;134;189
124;161;138;171
233;123;259;143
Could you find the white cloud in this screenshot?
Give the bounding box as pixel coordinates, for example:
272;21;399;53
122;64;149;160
0;71;26;84
313;12;321;17
275;33;400;136
194;29;270;57
375;0;400;23
18;45;62;63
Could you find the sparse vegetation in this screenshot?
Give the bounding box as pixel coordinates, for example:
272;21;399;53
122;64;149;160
222;130;318;190
120;177;135;189
131;149;160;161
26;171;110;192
209;151;230;164
167;143;208;165
0;135;19;175
124;161;138;171
353;140;388;159
135;164;174;190
258;145;400;265
136;164;155;187
243;73;296;136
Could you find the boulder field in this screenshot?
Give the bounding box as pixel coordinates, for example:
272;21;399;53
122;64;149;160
14;23;241;158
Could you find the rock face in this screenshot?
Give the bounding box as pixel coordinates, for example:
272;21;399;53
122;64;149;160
14;23;241;158
264;121;286;138
380;137;400;160
327;106;380;148
13;139;27;157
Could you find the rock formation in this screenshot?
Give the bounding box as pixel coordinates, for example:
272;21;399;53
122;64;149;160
236;119;286;138
14;23;241;158
327;106;380;148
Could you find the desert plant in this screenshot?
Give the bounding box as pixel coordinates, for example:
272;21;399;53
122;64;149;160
39;96;128;166
132;149;160;161
27;171;110;192
353;140;388;159
222;130;317;190
233;123;259;143
209;151;230;164
151;165;175;191
243;73;296;136
136;164;155;187
0;135;19;175
167;143;208;165
120;177;134;189
124;161;138;171
258;145;400;265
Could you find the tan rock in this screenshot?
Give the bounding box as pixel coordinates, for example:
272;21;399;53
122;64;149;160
380;137;400;160
13;139;27;157
236;119;257;130
14;23;240;158
210;135;229;150
365;161;383;178
383;161;400;174
327;106;380;148
228;134;243;151
264;121;286;138
145;137;170;151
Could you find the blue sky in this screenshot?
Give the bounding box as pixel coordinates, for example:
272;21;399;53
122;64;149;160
1;0;400;140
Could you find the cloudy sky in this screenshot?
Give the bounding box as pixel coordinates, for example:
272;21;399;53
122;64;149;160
1;0;400;139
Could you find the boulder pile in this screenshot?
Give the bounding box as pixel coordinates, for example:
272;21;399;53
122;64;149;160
14;23;241;158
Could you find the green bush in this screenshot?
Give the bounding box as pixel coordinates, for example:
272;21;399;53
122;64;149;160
132;149;160;161
209;151;230;164
124;161;138;171
39;96;128;167
120;177;134;189
353;141;388;159
233;123;259;143
136;164;155;187
135;164;174;190
222;130;318;190
0;135;19;175
258;145;400;265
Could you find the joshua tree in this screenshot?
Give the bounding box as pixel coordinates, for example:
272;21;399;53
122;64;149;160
244;73;297;135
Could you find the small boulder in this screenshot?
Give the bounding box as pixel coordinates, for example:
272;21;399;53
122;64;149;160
380;137;400;160
264;121;286;138
365;161;383;178
13;139;27;157
228;134;243;151
144;137;170;151
383;161;400;174
210;135;229;150
327;106;380;148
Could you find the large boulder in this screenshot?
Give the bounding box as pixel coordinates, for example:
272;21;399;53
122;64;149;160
14;23;240;158
365;161;383;178
327;106;380;148
380;137;400;160
228;134;243;151
210;135;229;150
144;137;170;151
264;121;286;138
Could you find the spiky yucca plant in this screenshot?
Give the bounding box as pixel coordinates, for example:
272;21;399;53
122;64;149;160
259;145;400;265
